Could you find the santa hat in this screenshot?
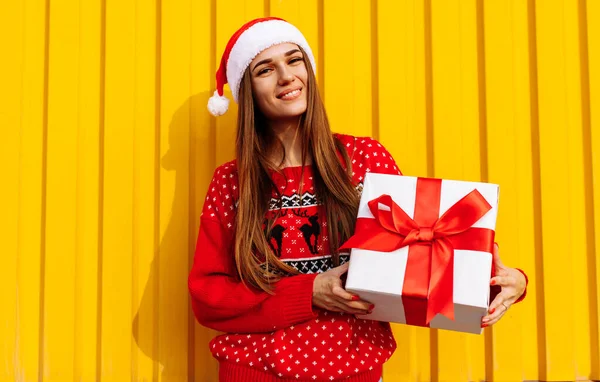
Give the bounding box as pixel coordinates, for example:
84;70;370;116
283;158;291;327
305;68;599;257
207;17;317;116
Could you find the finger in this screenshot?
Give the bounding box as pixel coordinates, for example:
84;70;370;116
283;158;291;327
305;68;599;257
482;301;510;323
331;284;358;301
334;297;373;312
483;310;506;326
492;242;505;270
490;275;512;287
328;262;350;277
325;304;344;313
482;306;505;324
331;300;369;315
487;292;511;315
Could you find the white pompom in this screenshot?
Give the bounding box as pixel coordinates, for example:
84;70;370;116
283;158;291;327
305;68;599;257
207;91;230;116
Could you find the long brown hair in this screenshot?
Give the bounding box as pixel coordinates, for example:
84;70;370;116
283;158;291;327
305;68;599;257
234;46;359;293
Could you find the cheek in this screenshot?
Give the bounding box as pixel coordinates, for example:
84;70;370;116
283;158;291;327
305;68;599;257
251;78;271;99
295;68;308;86
251;78;276;112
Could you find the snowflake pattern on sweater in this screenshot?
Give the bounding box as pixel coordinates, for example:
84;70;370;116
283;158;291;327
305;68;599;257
190;134;402;381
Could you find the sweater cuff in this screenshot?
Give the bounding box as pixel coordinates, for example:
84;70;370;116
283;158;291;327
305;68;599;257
279;273;319;326
514;268;529;303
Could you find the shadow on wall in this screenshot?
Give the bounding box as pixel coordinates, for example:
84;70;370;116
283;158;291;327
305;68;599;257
131;91;229;381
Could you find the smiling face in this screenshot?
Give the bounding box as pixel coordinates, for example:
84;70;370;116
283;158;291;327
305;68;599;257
249;43;308;121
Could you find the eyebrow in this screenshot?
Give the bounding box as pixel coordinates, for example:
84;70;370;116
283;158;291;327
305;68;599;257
252;49;302;72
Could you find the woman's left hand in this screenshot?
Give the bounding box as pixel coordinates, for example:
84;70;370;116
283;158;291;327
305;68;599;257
481;243;527;327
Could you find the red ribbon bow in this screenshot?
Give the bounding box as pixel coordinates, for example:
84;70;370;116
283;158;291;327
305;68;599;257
341;178;495;325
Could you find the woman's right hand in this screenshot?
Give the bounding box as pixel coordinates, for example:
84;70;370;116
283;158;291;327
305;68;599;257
312;262;374;315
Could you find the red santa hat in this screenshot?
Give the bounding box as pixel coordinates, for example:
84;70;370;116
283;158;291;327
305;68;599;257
207;17;317;116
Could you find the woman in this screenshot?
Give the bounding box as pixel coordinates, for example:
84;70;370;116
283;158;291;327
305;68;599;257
188;17;528;382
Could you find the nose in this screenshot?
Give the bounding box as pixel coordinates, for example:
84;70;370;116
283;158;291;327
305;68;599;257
277;66;295;85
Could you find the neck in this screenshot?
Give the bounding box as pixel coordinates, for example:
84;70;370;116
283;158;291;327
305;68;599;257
268;117;311;168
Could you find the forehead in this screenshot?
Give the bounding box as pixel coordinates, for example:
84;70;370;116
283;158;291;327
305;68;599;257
251;42;301;63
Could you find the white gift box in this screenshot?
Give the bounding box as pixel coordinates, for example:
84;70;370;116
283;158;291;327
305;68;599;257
345;173;499;334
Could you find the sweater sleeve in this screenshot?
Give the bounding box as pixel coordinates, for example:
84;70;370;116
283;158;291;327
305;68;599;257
188;165;318;333
352;136;403;178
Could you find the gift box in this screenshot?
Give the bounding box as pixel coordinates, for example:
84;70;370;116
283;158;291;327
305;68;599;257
342;173;499;334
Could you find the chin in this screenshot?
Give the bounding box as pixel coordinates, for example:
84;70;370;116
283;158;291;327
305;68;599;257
276;102;307;119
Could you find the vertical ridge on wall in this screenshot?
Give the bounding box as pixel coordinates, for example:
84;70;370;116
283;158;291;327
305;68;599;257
370;0;379;142
43;0;80;379
190;0;219;380
0;0;22;380
565;0;594;379
587;0;600;377
158;0;193;379
482;1;523;381
474;2;494;378
512;1;542;380
535;0;578;379
538;2;590;380
578;0;600;379
131;0;160;380
152;2;161;375
39;9;49;373
475;0;488;186
16;0;47;380
461;2;487;381
317;0;324;90
102;0;136;379
76;0;102;380
95;0;106;379
424;0;435;180
526;0;548;379
153;0;162;376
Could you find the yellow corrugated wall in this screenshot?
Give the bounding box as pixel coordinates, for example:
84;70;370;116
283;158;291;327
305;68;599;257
1;0;599;381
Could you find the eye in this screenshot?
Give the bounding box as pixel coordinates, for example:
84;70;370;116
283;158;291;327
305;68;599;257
289;57;303;64
257;67;272;75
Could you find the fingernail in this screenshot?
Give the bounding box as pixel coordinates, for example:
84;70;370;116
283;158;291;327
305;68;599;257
489;308;495;314
490;279;496;285
351;295;360;301
367;310;373;314
481;323;488;328
369;304;375;310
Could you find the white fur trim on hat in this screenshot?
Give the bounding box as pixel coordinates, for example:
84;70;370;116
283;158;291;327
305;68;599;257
226;19;316;103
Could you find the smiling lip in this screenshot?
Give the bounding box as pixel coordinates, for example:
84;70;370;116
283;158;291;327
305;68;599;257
277;87;302;100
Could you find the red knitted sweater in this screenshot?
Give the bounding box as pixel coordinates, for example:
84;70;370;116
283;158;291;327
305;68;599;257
189;134;400;381
188;133;528;381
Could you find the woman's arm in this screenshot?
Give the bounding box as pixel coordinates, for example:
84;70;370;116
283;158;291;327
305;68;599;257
188;217;318;333
483;244;529;326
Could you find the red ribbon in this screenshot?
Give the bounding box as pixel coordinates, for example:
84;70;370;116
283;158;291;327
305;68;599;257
341;178;495;325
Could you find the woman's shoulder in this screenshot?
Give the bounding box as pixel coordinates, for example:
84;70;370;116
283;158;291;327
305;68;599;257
333;133;387;152
208;159;240;198
211;159;238;180
200;160;239;227
333;133;401;176
333;133;395;161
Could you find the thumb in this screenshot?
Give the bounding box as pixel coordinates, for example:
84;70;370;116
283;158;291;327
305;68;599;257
328;261;350;277
492;243;505;270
